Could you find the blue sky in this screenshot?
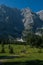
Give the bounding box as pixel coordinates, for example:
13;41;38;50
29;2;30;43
0;0;43;12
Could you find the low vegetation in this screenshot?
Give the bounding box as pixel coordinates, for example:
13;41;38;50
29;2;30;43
0;44;43;62
0;33;43;64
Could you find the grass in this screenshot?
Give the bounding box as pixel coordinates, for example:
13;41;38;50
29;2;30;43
0;44;43;62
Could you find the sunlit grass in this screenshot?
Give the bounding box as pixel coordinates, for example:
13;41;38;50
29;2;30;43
0;44;43;62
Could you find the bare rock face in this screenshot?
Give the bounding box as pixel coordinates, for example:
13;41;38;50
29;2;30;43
37;10;43;21
0;5;43;40
0;5;24;39
21;8;43;36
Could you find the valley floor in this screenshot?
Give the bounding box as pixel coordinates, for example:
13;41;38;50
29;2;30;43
0;44;43;65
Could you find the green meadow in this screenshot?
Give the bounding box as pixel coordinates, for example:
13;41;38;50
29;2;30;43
0;44;43;63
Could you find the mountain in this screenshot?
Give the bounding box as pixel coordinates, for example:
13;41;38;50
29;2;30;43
21;8;43;36
0;5;24;39
37;10;43;21
0;5;43;40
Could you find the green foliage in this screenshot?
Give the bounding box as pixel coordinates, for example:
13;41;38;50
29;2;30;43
1;44;5;53
9;44;14;54
0;44;43;62
24;33;43;48
0;33;43;48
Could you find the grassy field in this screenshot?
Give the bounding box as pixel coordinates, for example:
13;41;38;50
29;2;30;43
0;44;43;63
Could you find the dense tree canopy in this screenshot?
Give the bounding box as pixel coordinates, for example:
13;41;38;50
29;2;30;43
24;33;43;47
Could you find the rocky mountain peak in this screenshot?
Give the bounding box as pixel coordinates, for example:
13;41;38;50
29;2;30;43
36;10;43;21
0;5;43;39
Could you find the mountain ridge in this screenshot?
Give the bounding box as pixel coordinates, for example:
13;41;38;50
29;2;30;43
0;5;43;39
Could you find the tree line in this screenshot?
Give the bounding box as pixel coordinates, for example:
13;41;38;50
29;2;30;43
24;33;43;48
0;33;43;48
